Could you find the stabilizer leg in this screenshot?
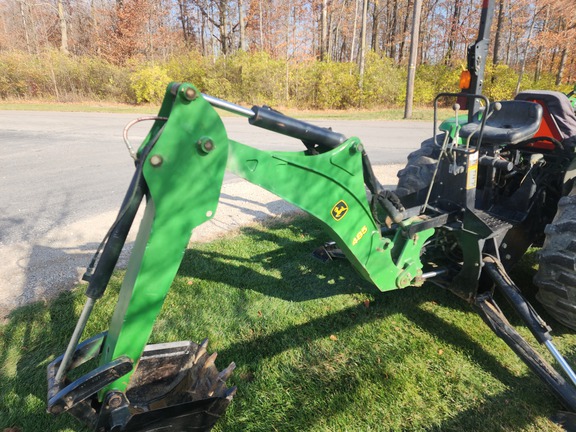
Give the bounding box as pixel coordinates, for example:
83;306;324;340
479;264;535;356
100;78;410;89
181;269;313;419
477;257;576;416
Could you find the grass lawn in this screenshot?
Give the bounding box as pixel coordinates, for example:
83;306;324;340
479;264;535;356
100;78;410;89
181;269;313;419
0;100;456;121
0;215;573;431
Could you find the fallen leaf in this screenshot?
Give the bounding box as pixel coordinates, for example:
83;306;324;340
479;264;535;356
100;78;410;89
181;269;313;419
257;310;262;317
438;349;444;355
329;334;338;341
363;300;370;308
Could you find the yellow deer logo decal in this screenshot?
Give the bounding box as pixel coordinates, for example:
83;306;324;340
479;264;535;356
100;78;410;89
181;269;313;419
331;200;349;221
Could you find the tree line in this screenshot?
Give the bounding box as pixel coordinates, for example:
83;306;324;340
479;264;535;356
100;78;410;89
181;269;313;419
0;0;573;107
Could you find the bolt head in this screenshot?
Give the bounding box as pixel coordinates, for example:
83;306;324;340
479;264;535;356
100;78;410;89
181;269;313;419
181;86;197;101
107;393;123;409
197;137;215;154
351;143;364;154
150;155;163;167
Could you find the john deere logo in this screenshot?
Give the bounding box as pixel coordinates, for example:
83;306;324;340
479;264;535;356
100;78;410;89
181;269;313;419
331;200;349;221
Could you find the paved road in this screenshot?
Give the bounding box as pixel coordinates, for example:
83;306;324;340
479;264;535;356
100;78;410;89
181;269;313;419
0;110;432;317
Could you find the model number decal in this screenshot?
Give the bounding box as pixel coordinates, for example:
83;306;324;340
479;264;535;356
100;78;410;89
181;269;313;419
352;225;368;246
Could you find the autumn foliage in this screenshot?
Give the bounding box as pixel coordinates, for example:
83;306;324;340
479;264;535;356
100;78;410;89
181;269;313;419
0;0;573;108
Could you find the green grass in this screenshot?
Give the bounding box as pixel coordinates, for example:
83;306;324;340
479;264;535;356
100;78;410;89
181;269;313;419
285;107;455;121
0;100;451;121
0;100;160;114
0;215;572;431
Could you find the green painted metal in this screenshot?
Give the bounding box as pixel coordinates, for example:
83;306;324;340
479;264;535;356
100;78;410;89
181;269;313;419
98;82;433;397
439;114;467;138
99;83;229;395
227;139;433;291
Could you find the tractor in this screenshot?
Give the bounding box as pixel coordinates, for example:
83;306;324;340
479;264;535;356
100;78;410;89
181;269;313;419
47;0;576;430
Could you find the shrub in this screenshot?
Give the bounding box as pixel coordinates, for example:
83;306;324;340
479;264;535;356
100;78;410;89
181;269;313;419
0;50;51;98
165;51;207;88
306;61;359;109
483;63;518;101
411;64;460;105
226;51;286;105
361;52;405;107
130;64;171;103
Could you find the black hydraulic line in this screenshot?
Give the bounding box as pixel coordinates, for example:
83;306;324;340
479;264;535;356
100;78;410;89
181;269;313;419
483;257;552;344
83;123;166;299
249;105;347;149
84;170;146;299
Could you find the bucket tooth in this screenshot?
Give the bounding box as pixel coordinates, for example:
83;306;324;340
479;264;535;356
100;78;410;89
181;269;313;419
218;362;236;382
224;386;237;401
203;351;218;370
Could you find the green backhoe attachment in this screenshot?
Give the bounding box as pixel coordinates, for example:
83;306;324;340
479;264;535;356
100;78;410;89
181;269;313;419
47;83;433;430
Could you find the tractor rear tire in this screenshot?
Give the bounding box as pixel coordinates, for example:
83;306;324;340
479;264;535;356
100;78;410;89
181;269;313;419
534;182;576;330
395;135;443;197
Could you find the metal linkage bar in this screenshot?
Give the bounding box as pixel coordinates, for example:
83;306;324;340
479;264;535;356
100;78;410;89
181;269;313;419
483;257;576;391
202;94;255;118
546;340;576;388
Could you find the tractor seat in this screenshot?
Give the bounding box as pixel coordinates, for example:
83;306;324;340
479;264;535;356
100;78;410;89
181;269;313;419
459;100;543;146
515;90;576;148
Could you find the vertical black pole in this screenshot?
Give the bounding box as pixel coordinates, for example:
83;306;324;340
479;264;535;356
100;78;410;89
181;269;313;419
465;0;495;121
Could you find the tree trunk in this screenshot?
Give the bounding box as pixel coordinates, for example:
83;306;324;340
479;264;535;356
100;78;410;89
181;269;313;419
238;0;246;50
321;0;328;60
404;0;422;119
371;0;379;53
398;0;412;63
200;10;207;56
358;0;368;90
492;0;503;65
259;0;264;50
556;46;568;86
218;0;228;55
332;1;345;60
445;0;462;65
514;8;537;95
350;0;359;62
90;0;101;54
505;5;513;65
178;0;189;45
390;0;397;60
18;0;32;54
533;6;549;82
57;0;68;54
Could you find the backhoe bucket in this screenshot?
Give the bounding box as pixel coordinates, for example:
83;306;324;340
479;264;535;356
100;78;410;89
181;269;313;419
47;336;236;431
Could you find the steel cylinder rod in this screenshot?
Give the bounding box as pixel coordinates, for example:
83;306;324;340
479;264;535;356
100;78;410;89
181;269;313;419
202;94;255;118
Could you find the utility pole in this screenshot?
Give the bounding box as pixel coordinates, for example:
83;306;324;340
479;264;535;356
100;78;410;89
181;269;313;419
403;0;422;119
